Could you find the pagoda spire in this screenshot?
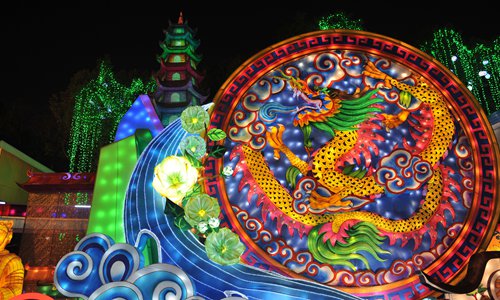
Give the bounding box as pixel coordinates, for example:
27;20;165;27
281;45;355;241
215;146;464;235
178;12;183;24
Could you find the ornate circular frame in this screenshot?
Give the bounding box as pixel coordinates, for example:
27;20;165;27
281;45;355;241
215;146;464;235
204;30;500;298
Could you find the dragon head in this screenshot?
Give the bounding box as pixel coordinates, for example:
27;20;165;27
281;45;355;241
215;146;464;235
273;70;311;99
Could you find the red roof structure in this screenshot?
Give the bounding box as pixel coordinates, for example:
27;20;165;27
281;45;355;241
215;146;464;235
18;170;95;192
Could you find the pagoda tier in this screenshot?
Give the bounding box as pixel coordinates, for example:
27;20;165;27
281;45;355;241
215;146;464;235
158;44;202;65
153;80;206;109
155;58;204;88
163;32;201;49
153;84;207;126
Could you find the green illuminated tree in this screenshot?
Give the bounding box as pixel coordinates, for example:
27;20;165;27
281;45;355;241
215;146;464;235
67;60;155;172
318;12;363;30
49;68;97;171
420;29;499;115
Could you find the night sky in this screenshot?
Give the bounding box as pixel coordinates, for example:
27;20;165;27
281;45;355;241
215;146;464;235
2;1;498;171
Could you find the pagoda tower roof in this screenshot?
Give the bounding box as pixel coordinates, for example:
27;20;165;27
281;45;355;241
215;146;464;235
158;44;202;64
163;30;201;48
156;58;204;83
157;12;202;64
163;25;200;49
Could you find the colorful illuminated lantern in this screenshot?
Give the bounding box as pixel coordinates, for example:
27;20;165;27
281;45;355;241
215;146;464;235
121;30;499;299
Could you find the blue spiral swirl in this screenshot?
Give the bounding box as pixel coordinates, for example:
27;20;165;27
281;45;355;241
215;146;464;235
258;102;296;123
100;243;143;283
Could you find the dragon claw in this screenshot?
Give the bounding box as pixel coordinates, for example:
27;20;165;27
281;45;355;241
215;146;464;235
266;124;286;159
381;110;410;131
364;61;393;88
309;188;352;209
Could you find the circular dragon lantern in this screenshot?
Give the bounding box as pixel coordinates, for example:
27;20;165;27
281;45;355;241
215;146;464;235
204;30;500;298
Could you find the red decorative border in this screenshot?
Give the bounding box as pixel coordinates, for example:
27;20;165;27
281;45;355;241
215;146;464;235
205;30;500;299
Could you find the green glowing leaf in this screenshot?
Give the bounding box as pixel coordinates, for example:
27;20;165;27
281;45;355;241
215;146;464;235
174;215;192;231
183;151;202;168
342;164;367;178
308;222;389;270
399;91;412;108
184;183;202;200
349;168;367;179
285;166;301;189
164;199;184;217
342;164;355;174
207;128;227;141
312;121;335;137
208;145;226;158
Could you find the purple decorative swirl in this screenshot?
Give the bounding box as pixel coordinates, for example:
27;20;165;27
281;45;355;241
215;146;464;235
61;172;72;180
357;272;377;286
340;51;364;77
60;172;86;181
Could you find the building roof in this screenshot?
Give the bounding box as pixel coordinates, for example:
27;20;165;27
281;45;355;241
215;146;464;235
0;140;53;173
18;171;95;192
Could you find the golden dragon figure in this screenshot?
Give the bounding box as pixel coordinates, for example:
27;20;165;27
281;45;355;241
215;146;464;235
236;60;455;268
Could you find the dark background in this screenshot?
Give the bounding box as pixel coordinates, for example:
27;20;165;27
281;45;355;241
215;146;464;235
2;1;498;171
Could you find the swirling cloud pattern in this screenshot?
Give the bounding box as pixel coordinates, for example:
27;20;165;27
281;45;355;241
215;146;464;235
54;234;204;300
376;149;432;194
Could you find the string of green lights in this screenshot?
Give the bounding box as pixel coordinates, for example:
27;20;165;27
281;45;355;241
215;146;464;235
420;29;499;116
67;61;155;173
